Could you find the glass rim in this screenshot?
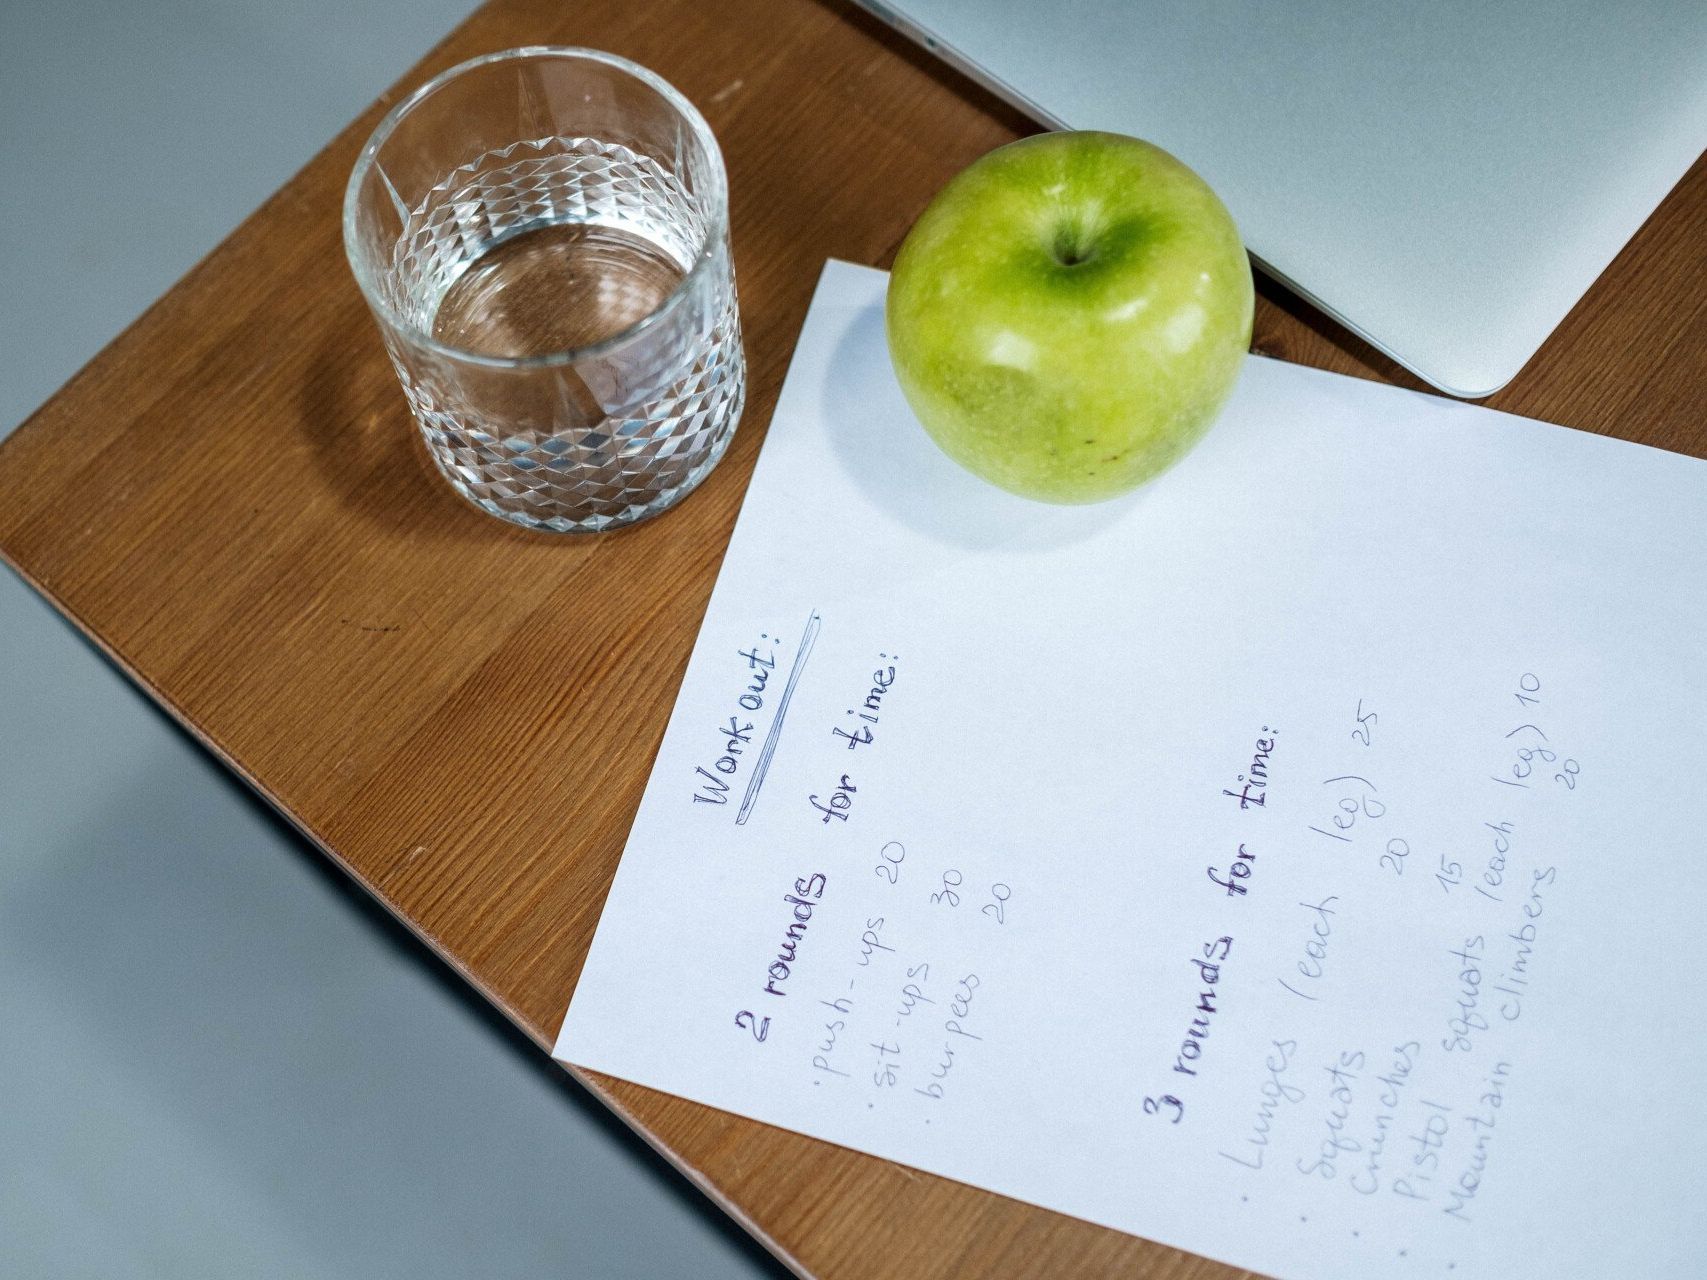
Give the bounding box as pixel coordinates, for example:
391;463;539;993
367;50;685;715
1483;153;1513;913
341;45;730;371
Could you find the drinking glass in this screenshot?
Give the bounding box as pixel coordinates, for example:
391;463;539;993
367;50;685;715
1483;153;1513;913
343;48;745;533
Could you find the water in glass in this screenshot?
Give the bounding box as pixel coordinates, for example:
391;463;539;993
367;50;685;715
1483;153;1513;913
385;135;743;532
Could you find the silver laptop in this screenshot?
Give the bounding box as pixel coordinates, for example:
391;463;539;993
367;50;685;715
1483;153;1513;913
859;0;1707;397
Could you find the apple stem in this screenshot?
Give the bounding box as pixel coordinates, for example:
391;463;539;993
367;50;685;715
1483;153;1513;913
1051;226;1092;267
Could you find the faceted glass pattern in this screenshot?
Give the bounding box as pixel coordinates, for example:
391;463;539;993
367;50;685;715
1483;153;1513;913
344;50;745;534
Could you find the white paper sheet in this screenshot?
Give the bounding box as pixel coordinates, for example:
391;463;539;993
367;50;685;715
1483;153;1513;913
555;261;1707;1279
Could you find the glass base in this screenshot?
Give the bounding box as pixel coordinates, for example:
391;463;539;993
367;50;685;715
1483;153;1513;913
420;375;744;534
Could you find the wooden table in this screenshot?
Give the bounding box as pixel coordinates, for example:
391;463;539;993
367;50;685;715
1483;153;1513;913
2;0;1701;1274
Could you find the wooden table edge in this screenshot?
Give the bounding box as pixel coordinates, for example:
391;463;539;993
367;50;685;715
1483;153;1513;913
0;539;819;1280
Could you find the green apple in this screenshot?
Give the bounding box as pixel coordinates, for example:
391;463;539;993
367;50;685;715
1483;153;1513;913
886;131;1254;503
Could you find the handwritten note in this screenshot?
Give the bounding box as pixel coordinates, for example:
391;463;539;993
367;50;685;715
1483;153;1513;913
555;261;1707;1279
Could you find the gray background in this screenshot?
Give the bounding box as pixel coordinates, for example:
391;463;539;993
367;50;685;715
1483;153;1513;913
0;3;781;1276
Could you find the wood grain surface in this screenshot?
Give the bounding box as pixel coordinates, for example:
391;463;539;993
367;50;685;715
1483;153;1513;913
2;0;1702;1275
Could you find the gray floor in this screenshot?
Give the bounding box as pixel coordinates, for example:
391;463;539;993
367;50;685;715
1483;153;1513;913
0;4;780;1277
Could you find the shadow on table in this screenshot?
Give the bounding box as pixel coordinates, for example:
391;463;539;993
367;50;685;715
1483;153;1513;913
295;302;490;545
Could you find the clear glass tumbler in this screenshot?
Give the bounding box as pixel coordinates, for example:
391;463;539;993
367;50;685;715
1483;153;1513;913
343;48;745;533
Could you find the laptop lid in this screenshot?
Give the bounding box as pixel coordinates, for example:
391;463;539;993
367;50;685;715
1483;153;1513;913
860;0;1707;397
